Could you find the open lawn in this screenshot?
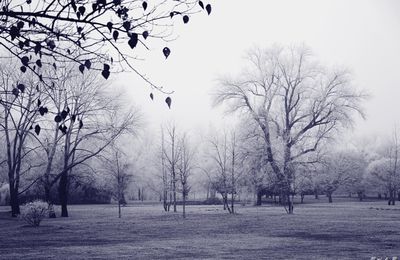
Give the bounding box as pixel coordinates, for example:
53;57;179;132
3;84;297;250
0;199;399;259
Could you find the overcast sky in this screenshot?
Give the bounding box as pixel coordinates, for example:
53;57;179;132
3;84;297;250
114;0;400;141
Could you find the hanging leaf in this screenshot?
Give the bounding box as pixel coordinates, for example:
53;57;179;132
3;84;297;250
71;115;76;122
128;33;138;49
142;31;149;40
21;56;29;66
39;106;46;116
150;93;154;100
54;115;62;123
102;70;110;79
163;47;171;59
142;1;147;11
183;15;189;24
199;1;204;9
71;0;77;12
113;30;119;41
59;125;67;134
17;21;24;29
206;4;212;15
36;59;42;68
34;125;41;135
34;43;41;54
12;88;19;97
123;21;131;31
53;63;57;70
18;41;24;49
165;97;172;109
10;26;20;40
106;22;113;32
79;120;83;129
84;60;91;69
20;66;27;73
37;99;41;107
61;110;68;119
47;40;56;50
170;12;174;18
78;6;86;15
79;64;85;73
17;84;25;93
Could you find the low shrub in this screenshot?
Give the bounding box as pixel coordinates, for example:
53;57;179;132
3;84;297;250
20;200;48;227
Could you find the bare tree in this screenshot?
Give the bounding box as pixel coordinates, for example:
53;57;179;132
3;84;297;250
102;144;132;218
317;150;363;203
177;134;195;218
368;129;400;205
213;45;365;214
34;68;139;217
161;123;180;213
0;61;45;216
208;130;240;214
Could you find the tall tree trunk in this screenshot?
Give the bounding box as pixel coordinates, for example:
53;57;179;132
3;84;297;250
118;197;121;218
357;191;363;202
163;190;168;212
388;189;395;205
173;178;177;212
231;192;234;214
327;192;333;203
286;192;294;214
58;171;69;217
44;186;56;218
9;185;20;217
182;192;186;218
256;191;262;206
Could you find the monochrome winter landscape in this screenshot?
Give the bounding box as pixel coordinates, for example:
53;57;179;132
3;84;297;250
0;0;399;259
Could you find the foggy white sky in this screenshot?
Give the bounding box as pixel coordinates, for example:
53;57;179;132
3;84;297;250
114;0;400;140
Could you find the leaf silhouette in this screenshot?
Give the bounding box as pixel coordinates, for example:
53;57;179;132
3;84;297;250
34;125;41;135
165;96;172;109
107;22;113;32
17;84;25;93
128;33;138;49
206;4;212;15
113;30;119;41
163;47;171;59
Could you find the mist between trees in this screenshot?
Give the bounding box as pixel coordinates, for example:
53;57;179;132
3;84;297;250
1;43;399;220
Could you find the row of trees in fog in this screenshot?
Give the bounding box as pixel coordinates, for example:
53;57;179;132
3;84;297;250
0;62;139;217
147;46;399;215
1;45;399;219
